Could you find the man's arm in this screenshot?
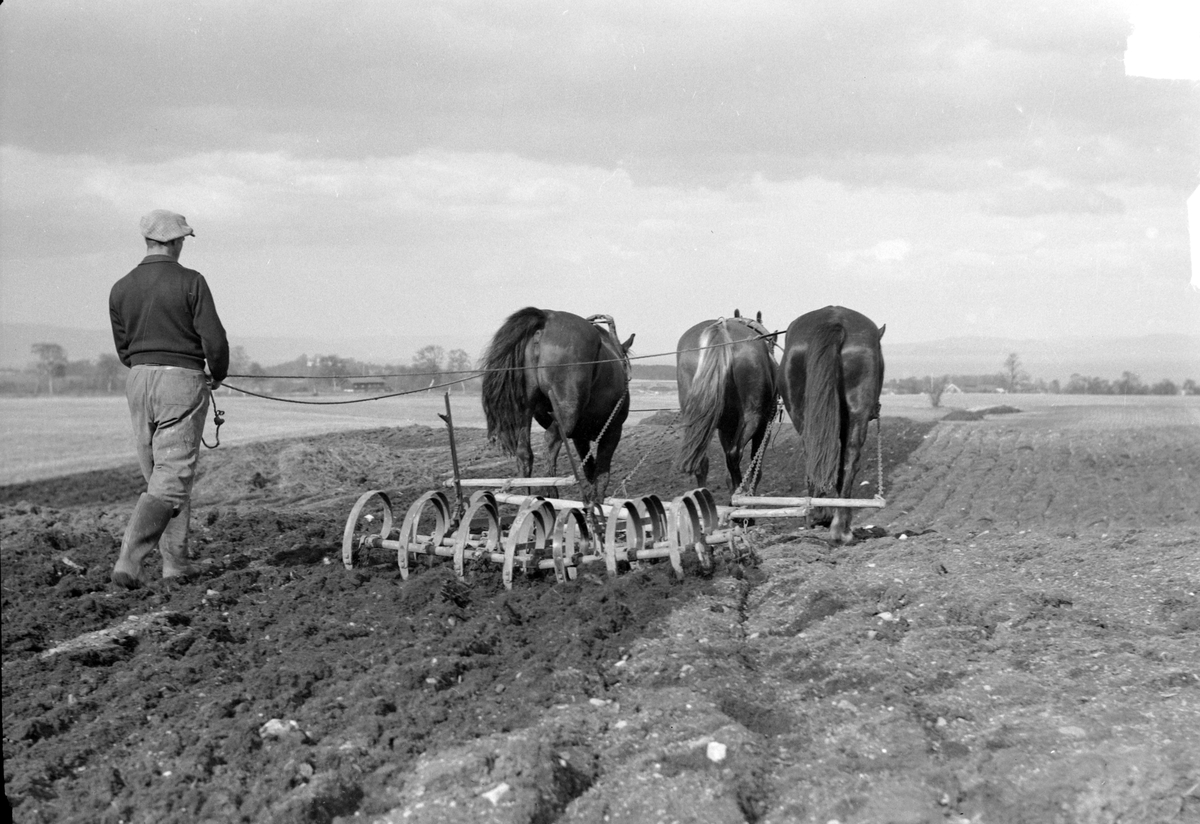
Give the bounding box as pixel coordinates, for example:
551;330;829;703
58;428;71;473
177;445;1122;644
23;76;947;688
109;290;133;367
193;275;229;383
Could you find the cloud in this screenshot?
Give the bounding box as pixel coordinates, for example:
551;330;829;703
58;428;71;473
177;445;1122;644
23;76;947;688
0;146;641;252
983;183;1126;216
3;1;1193;192
829;238;914;275
1;2;1196;351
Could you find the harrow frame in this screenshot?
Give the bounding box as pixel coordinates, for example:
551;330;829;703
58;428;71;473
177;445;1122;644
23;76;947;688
342;483;728;589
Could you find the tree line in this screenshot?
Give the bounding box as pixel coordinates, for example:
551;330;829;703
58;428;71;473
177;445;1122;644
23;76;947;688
2;343;483;396
886;353;1197;407
257;346;481;395
8;344;1197;399
886;372;1197;397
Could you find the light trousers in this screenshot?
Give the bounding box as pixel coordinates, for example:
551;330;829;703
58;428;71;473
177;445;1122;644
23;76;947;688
125;364;210;509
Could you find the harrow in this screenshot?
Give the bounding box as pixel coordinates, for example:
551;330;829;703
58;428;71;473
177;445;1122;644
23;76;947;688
341;483;728;588
340;482;889;588
338;394;887;587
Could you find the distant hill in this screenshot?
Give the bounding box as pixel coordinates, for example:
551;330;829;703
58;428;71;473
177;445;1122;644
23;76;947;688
883;334;1200;383
3;323;1196;382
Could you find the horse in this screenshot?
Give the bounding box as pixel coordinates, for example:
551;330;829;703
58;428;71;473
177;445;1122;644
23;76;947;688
777;305;885;545
481;307;633;532
675;310;779;498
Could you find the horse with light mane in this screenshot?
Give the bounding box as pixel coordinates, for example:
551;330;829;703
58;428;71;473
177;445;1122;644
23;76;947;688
675;310;779;499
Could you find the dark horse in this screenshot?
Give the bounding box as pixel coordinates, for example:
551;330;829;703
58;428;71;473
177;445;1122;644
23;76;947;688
675;310;778;498
481;307;633;526
778;305;885;545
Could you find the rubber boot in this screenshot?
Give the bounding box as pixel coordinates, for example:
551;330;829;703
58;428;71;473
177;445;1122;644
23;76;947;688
112;493;175;589
160;500;201;579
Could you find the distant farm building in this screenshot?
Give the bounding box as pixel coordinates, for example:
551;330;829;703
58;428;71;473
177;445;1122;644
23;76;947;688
347;376;390;392
946;381;1006;394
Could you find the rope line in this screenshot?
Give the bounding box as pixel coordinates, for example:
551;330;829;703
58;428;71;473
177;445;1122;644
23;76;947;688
222;376;686;410
223;330;783;381
222;372;479;405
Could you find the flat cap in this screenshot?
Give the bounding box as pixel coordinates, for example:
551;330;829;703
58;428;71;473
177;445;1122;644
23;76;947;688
140;210;195;242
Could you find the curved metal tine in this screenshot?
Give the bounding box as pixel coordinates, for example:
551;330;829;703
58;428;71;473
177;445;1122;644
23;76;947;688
682;491;715;570
398;491;451;580
552;507;589;583
524;500;558;575
468;488;497;508
503;502;552;589
630;495;667;545
665;497;693;579
454;492;500;580
604;500;644;576
690;487;719;534
341;489;394;569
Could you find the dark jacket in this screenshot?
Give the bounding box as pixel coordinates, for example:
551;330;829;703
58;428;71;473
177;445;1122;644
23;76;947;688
109;255;229;382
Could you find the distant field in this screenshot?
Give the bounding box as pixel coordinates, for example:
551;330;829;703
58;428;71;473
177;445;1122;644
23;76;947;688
0;386;680;485
2;389;1197;485
879;390;1200;424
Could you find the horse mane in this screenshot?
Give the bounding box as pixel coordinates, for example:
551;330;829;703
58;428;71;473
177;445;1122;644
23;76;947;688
481;307;547;457
803;320;846;494
676;319;732;476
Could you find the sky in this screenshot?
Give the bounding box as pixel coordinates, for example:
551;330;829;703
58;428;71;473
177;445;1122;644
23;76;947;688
1;0;1198;366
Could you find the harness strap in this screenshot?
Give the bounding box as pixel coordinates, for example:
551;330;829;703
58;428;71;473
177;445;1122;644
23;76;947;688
732;397;784;497
582;390;627;467
586;314;631;379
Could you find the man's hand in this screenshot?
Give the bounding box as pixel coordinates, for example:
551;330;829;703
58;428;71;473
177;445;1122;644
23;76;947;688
206;376;222;392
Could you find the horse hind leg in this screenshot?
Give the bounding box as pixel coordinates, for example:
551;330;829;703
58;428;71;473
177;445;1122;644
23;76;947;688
829;503;854;545
723;424;762;527
567;435;607;542
583;412;628;539
515;416;536;479
693;453;710;491
718;427;744;499
743;419;770;496
830;416;871;545
541;423;565;498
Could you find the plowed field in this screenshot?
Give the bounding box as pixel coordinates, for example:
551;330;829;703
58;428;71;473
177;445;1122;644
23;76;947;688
3;397;1199;824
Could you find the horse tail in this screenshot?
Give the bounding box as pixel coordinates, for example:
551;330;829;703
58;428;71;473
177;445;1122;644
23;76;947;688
804;320;846;494
481;307;547;456
677;321;732;475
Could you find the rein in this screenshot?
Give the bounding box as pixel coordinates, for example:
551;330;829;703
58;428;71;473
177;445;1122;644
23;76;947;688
208;328;779;418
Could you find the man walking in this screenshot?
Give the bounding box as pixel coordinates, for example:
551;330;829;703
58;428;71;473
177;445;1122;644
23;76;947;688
108;210;229;588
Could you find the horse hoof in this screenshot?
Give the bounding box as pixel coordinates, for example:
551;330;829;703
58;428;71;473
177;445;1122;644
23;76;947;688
111;570;142;590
